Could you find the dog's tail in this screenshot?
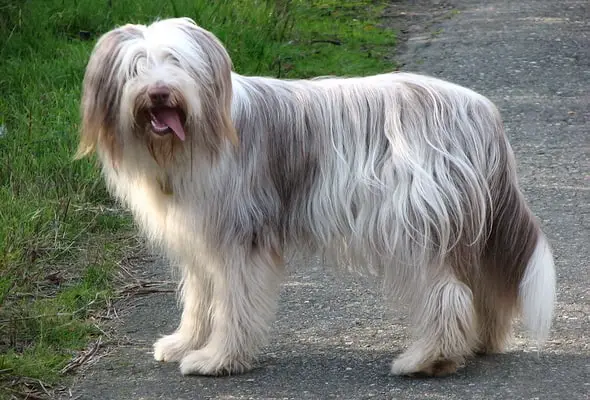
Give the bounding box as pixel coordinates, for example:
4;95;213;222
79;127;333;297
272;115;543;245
518;232;555;343
484;161;556;344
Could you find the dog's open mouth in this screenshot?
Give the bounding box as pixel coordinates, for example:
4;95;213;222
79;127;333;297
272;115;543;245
149;107;186;141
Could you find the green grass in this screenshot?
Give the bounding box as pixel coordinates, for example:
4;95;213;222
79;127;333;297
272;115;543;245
0;0;396;397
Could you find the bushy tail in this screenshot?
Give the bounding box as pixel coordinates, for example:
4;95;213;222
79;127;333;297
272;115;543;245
518;234;556;343
478;107;555;346
484;156;556;345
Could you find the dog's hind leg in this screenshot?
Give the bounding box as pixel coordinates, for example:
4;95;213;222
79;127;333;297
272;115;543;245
154;266;213;362
179;246;284;375
391;269;478;377
473;279;516;355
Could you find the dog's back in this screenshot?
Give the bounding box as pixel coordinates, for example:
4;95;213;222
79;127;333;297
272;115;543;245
233;71;555;369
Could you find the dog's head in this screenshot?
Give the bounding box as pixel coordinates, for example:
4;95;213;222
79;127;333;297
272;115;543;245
77;18;237;165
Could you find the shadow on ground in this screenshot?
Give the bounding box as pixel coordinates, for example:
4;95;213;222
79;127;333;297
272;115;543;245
76;338;589;400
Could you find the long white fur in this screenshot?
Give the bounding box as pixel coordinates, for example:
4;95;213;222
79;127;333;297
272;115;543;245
519;235;556;343
80;17;556;377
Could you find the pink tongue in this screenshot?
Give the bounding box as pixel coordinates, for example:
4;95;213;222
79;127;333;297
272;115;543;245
153;108;185;141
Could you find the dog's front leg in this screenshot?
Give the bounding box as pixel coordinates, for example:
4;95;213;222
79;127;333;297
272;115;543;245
154;266;213;362
179;246;284;375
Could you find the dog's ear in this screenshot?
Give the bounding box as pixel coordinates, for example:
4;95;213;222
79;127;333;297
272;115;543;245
180;20;239;152
76;25;144;162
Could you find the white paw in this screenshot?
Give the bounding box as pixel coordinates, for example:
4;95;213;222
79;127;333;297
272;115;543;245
391;352;459;377
153;333;195;363
179;347;251;376
390;352;424;376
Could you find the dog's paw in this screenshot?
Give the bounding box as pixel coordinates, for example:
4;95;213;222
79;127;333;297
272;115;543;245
179;347;252;376
391;354;459;377
153;333;195;362
390;352;423;376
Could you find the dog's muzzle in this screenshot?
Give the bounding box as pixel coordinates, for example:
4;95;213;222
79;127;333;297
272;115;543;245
146;85;186;141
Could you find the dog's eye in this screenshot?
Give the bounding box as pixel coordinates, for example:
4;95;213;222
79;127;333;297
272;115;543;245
166;54;181;66
129;64;139;78
129;54;147;78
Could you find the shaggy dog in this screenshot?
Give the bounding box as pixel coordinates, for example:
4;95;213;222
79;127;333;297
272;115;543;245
77;18;556;377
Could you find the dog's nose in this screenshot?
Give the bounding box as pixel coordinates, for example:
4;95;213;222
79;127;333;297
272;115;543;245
148;86;170;104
